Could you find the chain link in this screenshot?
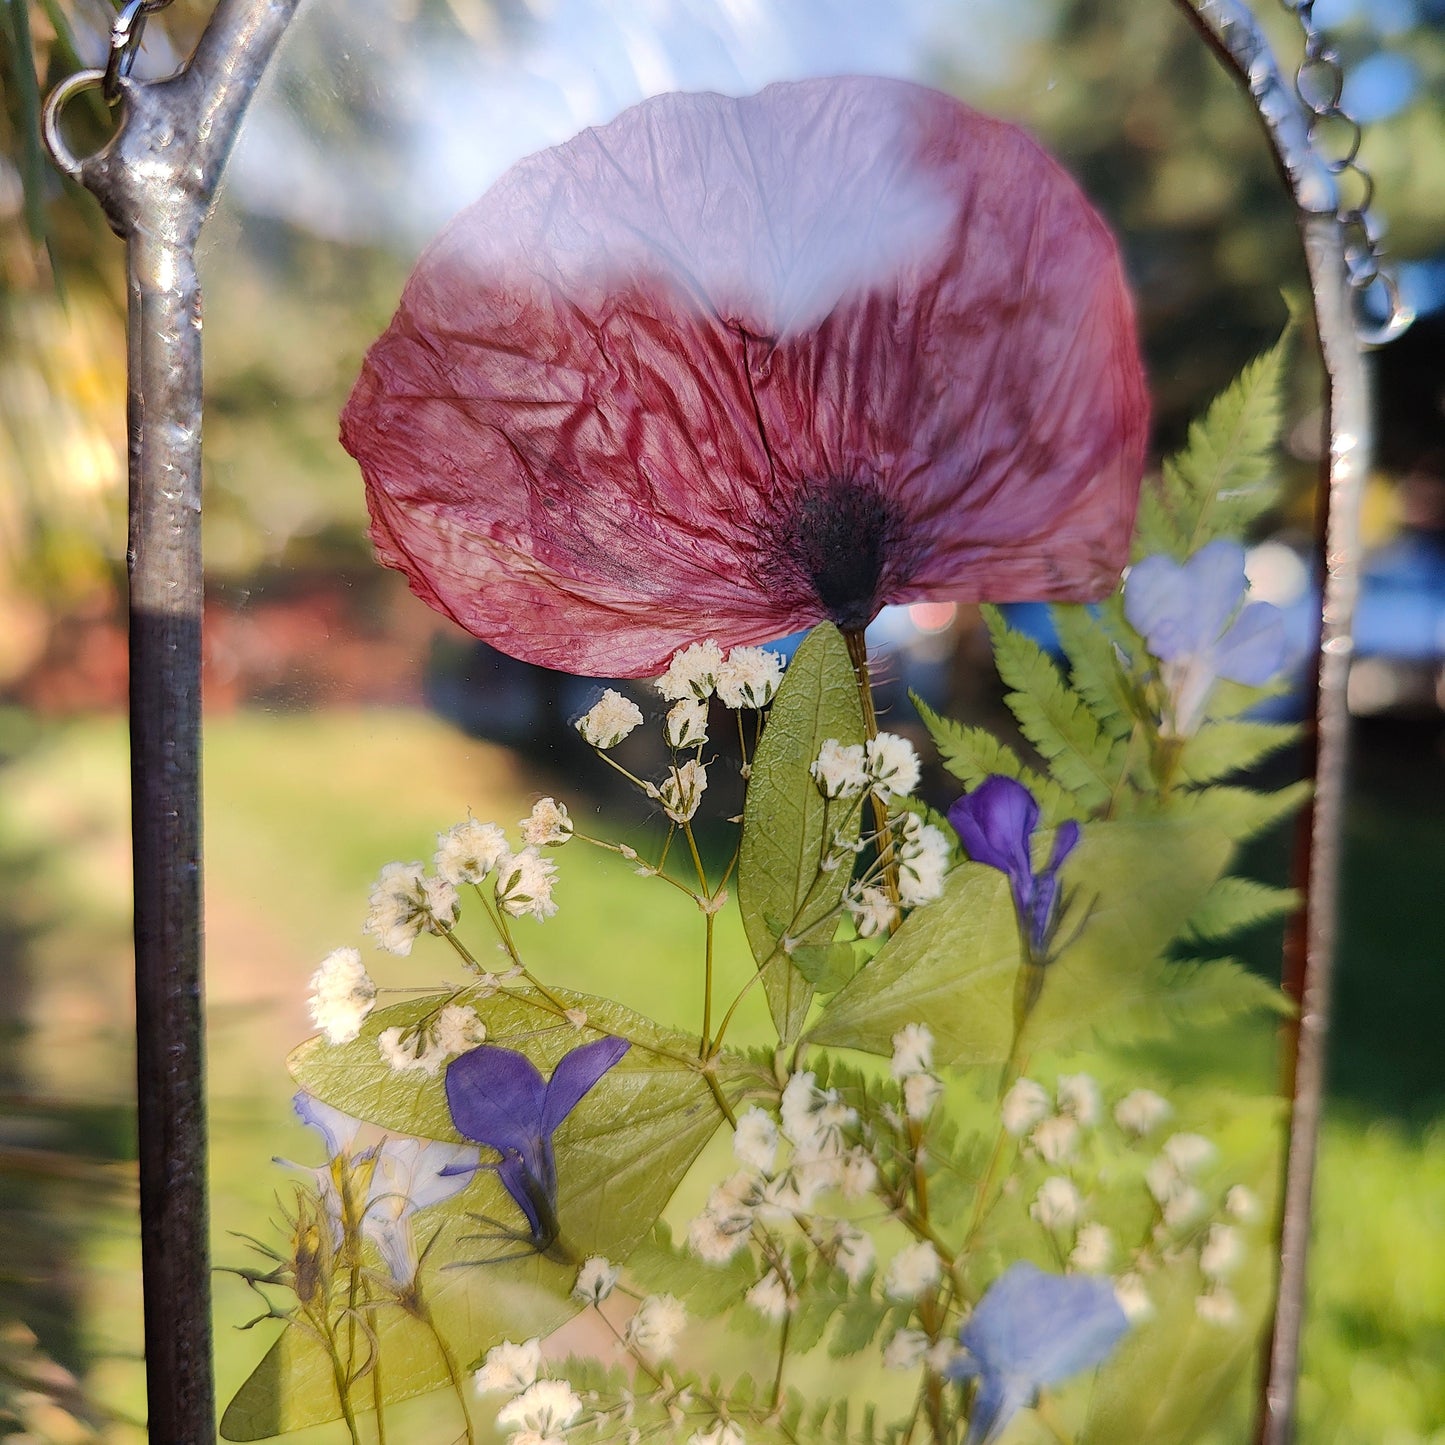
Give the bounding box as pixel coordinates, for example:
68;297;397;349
102;0;176;104
1277;0;1412;344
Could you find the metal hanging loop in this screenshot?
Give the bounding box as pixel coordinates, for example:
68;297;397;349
103;0;175;104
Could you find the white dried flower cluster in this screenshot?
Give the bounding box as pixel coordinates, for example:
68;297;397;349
1199;1223;1244;1281
780;1071;856;1155
1001;1077;1052;1137
882;1328;929;1370
655;759;708;823
1056;1072;1102;1126
435;819;509;885
495;849;560;921
894;814;951;907
883;1241;941;1301
1114;1087;1172;1137
864;732;920;803
474;1337;543;1395
497;1378;583;1436
715;646;785;708
733;1107;779;1173
846;881;897;939
832;1221;875;1284
810;739;869;799
571;1255;619;1304
688;1171;760;1264
307;947;377;1045
745;1267;793;1321
576;689;644;748
1114;1272;1154;1322
626;1294;687;1357
1070;1221;1115;1274
1195;1288;1241;1327
520;798;573;848
656;640;726;701
1146;1133;1218;1232
378;1004;485;1076
364;861;458;955
1031;1175;1084;1231
890;1023;934;1080
664;697;710;749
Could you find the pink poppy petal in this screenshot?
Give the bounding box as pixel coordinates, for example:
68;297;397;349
342;76;1150;676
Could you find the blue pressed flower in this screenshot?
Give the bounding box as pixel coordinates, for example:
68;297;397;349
947;776;1079;964
945;1261;1130;1445
291;1092;479;1289
444;1035;630;1257
1124;539;1289;736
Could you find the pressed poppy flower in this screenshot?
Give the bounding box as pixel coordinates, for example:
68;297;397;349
342;76;1149;677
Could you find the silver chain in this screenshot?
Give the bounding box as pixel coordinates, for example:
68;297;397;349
102;0;176;103
1277;0;1413;344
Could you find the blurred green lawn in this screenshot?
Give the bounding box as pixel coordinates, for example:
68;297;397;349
1;707;1442;1443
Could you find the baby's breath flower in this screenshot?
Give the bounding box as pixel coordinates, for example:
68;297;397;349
520;798;573;848
1070;1221;1114;1273
745;1268;792;1321
1163;1133;1216;1175
884;1241;941;1301
563;1006;587;1030
688;1206;753;1264
363;862;431;955
1001;1077;1051;1137
1225;1185;1260;1222
864;732;920;802
378;1025;449;1076
433;1004;486;1055
474;1337;543;1395
664;698;710;749
572;1256;619;1304
833;1222;875;1284
840;1146;879;1200
926;1338;962;1375
627;1294;686;1357
716;646;785;708
897;822;951;907
498;1379;583;1434
779;1072;855;1151
732;1107;779;1174
495;849;559;921
1031;1113;1080;1166
1199;1224;1244;1281
903;1073;944;1121
847;883;898;939
1195;1287;1240;1327
1114;1087;1172;1137
810;739;869;799
656;759;708;823
1162;1184;1208;1230
882;1328;930;1370
655;640;725;701
421;874;460;930
577;689;644;748
690;1422;746;1445
1114;1273;1154;1323
1056;1073;1101;1126
890;1023;934;1080
1031;1176;1084;1231
307;947;376;1045
435;819;509;886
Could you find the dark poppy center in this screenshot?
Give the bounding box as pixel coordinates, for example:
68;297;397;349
789;479;893;632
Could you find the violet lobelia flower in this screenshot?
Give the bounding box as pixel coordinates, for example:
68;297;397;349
444;1035;629;1259
341;76;1149;677
1124;539;1289;737
945;1262;1130;1445
948;776;1080;965
291;1092;480;1291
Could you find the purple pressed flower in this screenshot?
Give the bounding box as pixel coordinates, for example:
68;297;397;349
1124;539;1289;737
947;776;1080;964
945;1262;1130;1445
291;1092;480;1289
341;77;1149;677
444;1036;630;1256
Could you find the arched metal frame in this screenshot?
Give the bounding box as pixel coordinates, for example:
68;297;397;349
40;2;1392;1439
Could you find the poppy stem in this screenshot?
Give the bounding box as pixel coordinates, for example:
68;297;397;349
843;629;902;923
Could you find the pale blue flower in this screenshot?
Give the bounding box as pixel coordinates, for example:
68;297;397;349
946;1261;1130;1445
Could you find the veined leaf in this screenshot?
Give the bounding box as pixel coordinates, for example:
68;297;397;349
1188;876;1301;942
984;606;1128;813
738;623;866;1043
1050;602;1138;742
221;992;735;1440
1177;719;1301;785
912;694;1073;826
807;818;1237;1065
1133;328;1290;560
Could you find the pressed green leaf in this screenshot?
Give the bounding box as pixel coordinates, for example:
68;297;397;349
828;1293;892;1358
1187;876;1301;942
1165;780;1311;842
1177;719;1300;785
983;606;1127;813
912;694;1073;826
628;1222;755;1317
807;819;1237;1065
1133;328;1290;560
738;623;866;1043
221;992;734;1439
1050;603;1137;742
790;941;861;994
